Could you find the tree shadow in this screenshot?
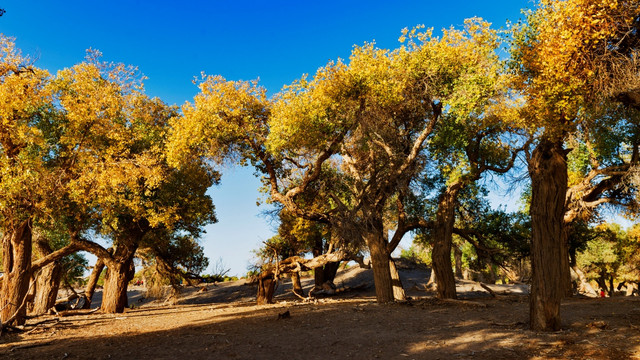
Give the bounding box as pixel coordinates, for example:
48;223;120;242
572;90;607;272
2;296;639;359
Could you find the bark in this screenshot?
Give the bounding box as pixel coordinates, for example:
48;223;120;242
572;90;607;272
608;275;614;297
312;242;325;288
255;251;347;304
313;261;340;289
570;266;597;297
290;272;304;297
389;258;406;301
82;258;105;309
0;219;33;326
454;246;463;280
365;227;394;303
323;262;340;284
30;237;63;315
528;139;567;331
431;185;460;300
101;244;137;313
257;272;276;305
31;262;63;315
427;268;437;288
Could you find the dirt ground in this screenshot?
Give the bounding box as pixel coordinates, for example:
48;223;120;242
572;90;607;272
2;265;640;360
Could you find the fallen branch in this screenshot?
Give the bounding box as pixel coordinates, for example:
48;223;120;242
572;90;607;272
52;307;100;317
10;341;54;352
479;283;496;297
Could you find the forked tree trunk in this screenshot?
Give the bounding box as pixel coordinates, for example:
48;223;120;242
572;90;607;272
528;139;568;331
31;262;63;315
101;248;136;313
0;219;33;325
82;258;105;309
389;258;406;301
365;225;394;303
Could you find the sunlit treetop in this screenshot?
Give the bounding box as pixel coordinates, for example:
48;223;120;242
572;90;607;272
510;0;640;139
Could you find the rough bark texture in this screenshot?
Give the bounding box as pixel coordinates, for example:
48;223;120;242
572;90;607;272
255;251;347;304
82;258;105;309
31;262;63;315
431;186;460;300
365;225;394;303
0;219;33;325
454;246;463;279
257;272;276;305
290;272;304;297
389;258;406;301
101;244;137;313
528;139;568;331
30;237;63;315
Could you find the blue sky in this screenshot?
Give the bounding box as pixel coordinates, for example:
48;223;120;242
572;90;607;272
1;0;533;276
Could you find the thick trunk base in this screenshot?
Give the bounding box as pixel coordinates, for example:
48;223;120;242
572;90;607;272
367;233;394;304
529;139;567;331
31;262;63;315
102;257;135;313
0;220;33;326
257;272;276;305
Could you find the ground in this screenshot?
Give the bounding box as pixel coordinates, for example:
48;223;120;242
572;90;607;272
1;264;640;359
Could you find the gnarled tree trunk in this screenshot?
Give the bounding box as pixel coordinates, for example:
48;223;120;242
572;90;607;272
31;262;63;315
528;139;568;331
431;185;460;300
101;244;137;313
31;237;63;315
257;272;276;305
0;219;33;326
365;223;394;303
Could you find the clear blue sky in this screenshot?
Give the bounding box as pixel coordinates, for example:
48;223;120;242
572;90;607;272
1;0;533;276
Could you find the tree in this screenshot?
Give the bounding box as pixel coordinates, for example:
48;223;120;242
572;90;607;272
510;0;640;330
170;18;513;304
41;53;218;313
0;36;52;326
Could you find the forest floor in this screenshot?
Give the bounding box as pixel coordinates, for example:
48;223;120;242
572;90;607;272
2;261;640;359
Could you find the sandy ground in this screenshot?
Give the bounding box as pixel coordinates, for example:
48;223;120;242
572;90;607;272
1;264;640;359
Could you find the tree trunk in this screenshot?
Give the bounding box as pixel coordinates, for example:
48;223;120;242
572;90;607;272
389;258;406;301
323;262;340;284
312;240;325;288
431;185;460;300
427;268;437;288
454;245;463;279
290;271;304;297
571;266;597;297
528;139;567;331
31;262;63;315
257;271;276;305
0;219;33;326
82;258;105;309
101;246;136;313
364;223;394;303
608;275;614;297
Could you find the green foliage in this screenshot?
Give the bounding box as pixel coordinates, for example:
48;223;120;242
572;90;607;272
399;242;432;267
576;223;640;285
